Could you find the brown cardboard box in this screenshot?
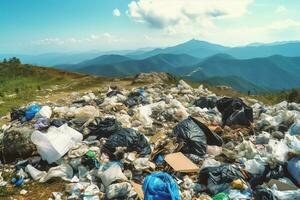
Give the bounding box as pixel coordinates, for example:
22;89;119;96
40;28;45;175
164;152;200;173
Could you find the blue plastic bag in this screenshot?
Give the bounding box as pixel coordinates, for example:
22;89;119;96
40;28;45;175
143;172;180;200
25;104;41;121
289;120;300;136
287;156;300;185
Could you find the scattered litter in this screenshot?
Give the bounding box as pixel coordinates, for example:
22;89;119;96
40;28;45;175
0;76;299;199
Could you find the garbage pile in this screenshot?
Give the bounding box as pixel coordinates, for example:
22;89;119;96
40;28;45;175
1;78;300;199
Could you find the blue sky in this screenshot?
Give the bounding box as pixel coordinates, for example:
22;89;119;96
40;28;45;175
1;0;300;54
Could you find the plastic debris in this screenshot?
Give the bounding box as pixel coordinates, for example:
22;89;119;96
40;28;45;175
0;75;300;199
143;172;180;200
31;124;83;163
25;104;41;121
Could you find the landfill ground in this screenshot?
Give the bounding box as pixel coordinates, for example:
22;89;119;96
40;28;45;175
1;72;300;200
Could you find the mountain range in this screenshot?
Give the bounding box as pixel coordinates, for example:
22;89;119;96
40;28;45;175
3;39;300;93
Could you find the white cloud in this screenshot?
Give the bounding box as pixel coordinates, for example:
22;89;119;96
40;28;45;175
127;0;253;30
268;19;300;30
276;5;288;14
113;8;121;17
34;33;124;46
34;38;64;45
205;19;300;46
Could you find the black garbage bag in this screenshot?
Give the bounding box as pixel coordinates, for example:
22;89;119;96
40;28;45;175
173;116;223;157
0;128;37;163
94;98;104;106
87;117;122;139
102;128;151;160
50;118;68;127
124;92;148;108
253;186;278;200
216;97;253;127
106;90;123;97
10;108;26;121
198;164;249;195
194;96;217;109
249;164;285;188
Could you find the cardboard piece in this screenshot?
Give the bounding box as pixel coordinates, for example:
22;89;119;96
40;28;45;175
131;181;144;200
164;152;200;173
266;179;298;191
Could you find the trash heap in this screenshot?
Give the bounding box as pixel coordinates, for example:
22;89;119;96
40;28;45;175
1;79;300;200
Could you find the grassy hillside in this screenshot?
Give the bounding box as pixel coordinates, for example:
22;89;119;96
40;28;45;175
0;60;111;115
200;76;270;94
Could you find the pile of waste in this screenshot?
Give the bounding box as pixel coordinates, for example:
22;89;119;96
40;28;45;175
1;78;300;199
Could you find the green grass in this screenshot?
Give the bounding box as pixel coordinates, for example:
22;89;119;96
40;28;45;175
0;62;111;116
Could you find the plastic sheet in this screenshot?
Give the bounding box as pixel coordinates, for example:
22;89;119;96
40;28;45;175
143;172;180;200
31;124;83;163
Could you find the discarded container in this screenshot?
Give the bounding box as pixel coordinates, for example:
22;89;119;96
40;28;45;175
11;176;24;186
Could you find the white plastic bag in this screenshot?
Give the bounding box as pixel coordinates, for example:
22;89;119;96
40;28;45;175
284;134;300;153
235;140;258;159
39;164;73;183
25;164;73;183
35;106;52;119
134;105;153;128
31;124;83;163
267;139;290;163
244;157;265;175
98;164;127;187
25;164;47;181
200;158;221;170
